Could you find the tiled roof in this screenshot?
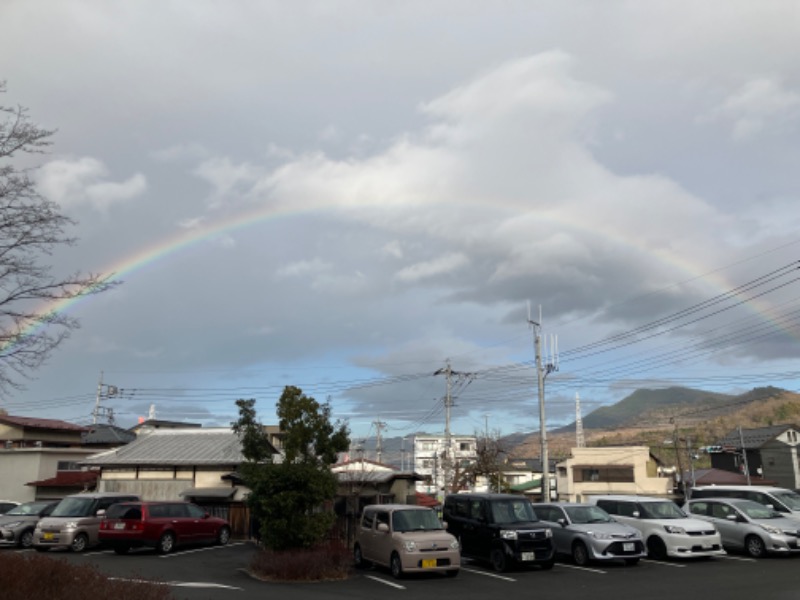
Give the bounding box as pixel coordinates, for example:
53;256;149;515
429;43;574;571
719;424;798;449
82;428;273;466
689;468;776;486
82;424;136;445
26;471;99;488
0;415;88;432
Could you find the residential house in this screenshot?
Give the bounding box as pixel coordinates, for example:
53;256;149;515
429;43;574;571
412;434;477;499
82;427;278;536
331;457;425;545
710;424;800;489
556;446;673;502
478;457;558;500
0;415;97;502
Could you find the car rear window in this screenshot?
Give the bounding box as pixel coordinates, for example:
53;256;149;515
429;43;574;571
106;504;142;520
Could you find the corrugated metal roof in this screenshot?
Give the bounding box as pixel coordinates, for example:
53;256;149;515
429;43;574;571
719;425;798;449
81;428;261;466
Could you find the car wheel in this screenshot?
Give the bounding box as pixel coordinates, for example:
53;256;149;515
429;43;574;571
624;557;640;566
390;552;404;579
113;544;131;555
157;531;176;554
490;547;508;572
646;536;667;560
745;535;767;558
217;526;231;546
18;529;34;549
70;533;89;553
572;541;590;566
353;544;370;569
446;569;460;578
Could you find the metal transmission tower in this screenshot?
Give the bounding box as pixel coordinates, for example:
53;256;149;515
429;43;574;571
575;393;585;448
528;303;558;501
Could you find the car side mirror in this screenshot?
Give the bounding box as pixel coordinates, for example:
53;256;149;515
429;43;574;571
557;518;567;527
632;511;640;518
204;512;210;519
96;509;106;517
726;514;738;521
377;522;389;533
442;520;448;529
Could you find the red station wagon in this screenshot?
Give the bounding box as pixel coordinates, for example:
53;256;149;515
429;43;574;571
99;501;231;554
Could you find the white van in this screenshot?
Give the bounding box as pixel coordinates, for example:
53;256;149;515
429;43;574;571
588;495;725;560
690;486;800;521
33;492;140;553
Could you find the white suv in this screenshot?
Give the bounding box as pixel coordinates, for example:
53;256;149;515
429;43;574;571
588;495;725;560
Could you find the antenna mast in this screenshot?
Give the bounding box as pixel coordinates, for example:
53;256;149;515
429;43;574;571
575;393;585;448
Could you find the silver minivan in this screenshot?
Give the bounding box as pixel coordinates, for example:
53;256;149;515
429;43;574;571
33;492;140;552
684;497;800;558
690;486;800;521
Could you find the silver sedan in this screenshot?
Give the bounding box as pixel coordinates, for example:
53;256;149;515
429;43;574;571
532;502;646;566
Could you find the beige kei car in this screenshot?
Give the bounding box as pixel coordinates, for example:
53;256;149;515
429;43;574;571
353;504;460;578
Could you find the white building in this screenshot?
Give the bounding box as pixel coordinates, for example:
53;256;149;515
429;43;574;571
413;434;477;499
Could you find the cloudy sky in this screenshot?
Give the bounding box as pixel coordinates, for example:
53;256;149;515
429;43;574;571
1;1;799;445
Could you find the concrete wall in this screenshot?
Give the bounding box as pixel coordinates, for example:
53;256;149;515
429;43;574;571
0;449;98;502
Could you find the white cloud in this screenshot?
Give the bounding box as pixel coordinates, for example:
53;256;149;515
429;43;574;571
395;253;470;283
707;77;800;141
381;240;404;259
37;157;146;211
150;142;210;162
193;157;262;199
275;258;332;279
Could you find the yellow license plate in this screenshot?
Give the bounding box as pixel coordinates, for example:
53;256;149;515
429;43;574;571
421;559;437;568
43;533;54;541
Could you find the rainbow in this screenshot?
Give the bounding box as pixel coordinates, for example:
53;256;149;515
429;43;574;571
10;200;799;351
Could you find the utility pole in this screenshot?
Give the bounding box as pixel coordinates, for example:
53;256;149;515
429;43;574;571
738;426;752;485
373;420;387;463
93;371;120;425
575;393;585;448
528;304;558;501
434;360;455;496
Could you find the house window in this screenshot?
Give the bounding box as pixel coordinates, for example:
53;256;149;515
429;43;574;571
459;442;472;452
573;466;634;483
420;442;436;451
57;461;81;471
421;459;434;469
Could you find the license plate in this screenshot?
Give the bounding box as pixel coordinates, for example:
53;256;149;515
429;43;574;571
623;543;635;552
521;552;535;561
43;533;54;541
421;559;437;568
114;523;126;530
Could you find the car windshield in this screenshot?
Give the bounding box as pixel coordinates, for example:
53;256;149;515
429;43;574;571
639;501;686;519
5;502;50;516
491;499;538;524
738;501;781;520
50;497;95;517
565;505;613;524
772;491;800;510
392;509;443;532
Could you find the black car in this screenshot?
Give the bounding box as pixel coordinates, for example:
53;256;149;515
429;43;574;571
443;493;555;572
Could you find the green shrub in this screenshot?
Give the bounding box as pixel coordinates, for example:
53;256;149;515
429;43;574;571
0;553;173;600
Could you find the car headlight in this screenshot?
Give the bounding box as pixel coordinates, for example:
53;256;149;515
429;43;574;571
450;539;460;550
35;523;43;531
760;524;782;535
403;541;417;551
2;521;22;529
64;521;78;530
590;531;613;540
544;528;553;538
500;530;518;540
664;525;686;534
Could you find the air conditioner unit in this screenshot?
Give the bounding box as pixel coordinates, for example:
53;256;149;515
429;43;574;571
4;441;13;449
35;441;43;447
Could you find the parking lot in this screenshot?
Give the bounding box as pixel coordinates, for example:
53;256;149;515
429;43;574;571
5;541;800;600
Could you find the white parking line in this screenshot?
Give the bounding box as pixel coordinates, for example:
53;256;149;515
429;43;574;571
555;563;607;574
365;575;406;589
160;542;246;558
641;559;686;568
717;555;756;562
108;577;243;590
460;567;516;582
